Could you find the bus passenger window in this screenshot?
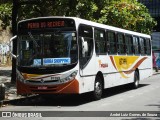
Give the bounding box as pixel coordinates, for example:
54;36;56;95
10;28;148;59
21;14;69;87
139;38;145;55
117;33;125;54
125;35;133;54
133;36;140;55
94;29;106;54
146;39;151;55
107;31;117;54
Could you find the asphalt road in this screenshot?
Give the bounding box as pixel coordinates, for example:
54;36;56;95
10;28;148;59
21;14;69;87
0;74;160;120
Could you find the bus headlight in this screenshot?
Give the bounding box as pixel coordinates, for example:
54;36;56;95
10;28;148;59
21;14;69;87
60;70;78;83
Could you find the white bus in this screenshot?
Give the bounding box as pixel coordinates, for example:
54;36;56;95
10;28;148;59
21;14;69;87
11;17;152;100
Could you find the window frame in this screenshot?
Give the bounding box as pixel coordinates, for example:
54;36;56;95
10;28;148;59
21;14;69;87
125;34;134;55
133;36;140;55
117;32;126;55
94;28;107;55
78;24;94;69
106;30;117;55
146;38;151;55
139;37;145;55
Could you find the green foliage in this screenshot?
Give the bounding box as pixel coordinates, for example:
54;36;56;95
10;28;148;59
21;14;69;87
0;3;12;29
99;0;157;34
0;0;157;34
18;0;99;21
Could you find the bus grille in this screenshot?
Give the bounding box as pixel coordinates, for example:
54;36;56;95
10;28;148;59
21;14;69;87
27;80;59;83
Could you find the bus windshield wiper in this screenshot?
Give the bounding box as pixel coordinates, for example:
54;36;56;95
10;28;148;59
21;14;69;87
28;32;40;47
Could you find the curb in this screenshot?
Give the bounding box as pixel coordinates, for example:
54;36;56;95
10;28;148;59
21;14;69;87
153;71;160;75
0;97;24;106
2;96;26;104
0;94;38;107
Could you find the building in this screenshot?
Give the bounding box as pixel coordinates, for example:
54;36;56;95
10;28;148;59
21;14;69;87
138;0;160;68
138;0;160;50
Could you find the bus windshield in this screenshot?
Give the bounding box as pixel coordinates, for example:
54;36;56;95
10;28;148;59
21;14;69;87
18;31;78;67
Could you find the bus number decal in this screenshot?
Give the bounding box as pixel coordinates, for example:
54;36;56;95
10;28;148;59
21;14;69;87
51;77;60;80
119;58;127;65
33;59;41;66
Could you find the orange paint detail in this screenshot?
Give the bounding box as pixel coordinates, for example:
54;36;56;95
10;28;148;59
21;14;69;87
17;79;79;95
22;73;60;80
123;57;147;74
110;56;117;70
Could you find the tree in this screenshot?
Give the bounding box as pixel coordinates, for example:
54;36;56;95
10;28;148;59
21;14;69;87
0;3;12;29
0;0;157;83
17;0;98;21
1;0;157;34
98;0;157;34
11;0;19;83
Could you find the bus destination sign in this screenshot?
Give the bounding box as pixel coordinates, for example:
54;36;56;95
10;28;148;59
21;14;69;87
27;21;65;29
18;18;75;30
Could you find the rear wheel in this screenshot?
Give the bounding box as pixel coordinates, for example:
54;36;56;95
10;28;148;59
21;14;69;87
92;76;103;100
132;71;139;89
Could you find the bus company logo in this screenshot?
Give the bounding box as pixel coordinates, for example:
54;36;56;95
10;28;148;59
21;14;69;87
98;60;108;68
40;79;44;83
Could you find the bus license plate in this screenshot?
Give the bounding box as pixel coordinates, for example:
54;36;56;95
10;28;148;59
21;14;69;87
38;86;47;90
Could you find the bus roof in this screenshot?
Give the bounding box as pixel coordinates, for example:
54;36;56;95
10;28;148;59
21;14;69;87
19;16;151;38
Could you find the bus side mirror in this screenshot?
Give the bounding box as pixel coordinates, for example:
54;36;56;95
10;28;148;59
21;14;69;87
9;35;18;59
81;37;88;57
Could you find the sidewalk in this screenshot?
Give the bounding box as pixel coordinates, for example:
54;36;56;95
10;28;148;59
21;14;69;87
152;68;160;75
0;66;27;106
0;66;160;105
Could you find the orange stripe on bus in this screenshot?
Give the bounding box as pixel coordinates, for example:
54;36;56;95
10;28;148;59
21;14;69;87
110;56;117;70
123;57;147;74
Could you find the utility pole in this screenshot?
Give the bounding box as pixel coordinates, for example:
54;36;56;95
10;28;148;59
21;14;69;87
11;0;19;83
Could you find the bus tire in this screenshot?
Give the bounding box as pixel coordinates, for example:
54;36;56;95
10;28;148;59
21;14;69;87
131;71;139;89
92;76;103;100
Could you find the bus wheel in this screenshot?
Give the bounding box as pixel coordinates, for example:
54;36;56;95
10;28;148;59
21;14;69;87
132;71;139;89
92;76;103;100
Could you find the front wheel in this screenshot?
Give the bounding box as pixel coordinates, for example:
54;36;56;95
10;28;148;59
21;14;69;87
92;76;103;100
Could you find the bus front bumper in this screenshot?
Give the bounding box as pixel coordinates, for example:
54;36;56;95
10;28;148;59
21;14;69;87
16;79;79;95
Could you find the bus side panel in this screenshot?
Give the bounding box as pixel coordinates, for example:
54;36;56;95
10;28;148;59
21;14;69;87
78;76;96;94
79;53;97;93
105;56;152;88
138;56;153;80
